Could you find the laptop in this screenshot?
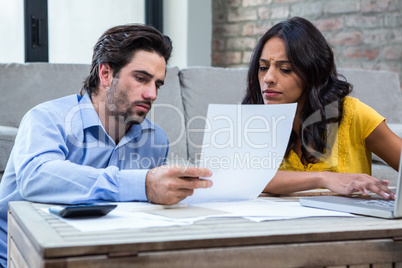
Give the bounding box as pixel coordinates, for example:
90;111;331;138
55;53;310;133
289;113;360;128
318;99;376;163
299;149;402;219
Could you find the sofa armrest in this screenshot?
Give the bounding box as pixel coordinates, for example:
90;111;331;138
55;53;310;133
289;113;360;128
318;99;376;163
0;126;18;175
372;162;399;186
388;123;402;138
372;123;402;164
0;125;18;139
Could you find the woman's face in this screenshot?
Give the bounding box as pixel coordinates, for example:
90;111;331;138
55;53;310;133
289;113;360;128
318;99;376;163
258;37;306;106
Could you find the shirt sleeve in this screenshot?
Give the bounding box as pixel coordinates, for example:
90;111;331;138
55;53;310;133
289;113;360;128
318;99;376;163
353;99;385;140
12;106;150;204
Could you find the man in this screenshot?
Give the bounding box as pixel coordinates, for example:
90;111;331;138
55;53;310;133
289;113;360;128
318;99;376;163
0;24;212;266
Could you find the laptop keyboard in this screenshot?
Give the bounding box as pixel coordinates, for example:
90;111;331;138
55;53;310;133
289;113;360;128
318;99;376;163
356;199;395;208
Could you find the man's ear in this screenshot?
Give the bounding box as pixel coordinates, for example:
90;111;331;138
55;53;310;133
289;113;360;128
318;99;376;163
99;63;113;88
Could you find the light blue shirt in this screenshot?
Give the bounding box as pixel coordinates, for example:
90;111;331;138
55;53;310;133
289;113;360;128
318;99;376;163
0;94;168;266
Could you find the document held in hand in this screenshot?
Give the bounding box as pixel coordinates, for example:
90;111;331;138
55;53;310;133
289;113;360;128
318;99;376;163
184;103;297;203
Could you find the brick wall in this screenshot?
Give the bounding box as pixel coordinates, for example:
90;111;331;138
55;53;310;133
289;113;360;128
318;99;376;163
212;0;402;88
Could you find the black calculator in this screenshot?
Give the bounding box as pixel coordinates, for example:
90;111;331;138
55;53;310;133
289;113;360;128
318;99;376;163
48;203;117;218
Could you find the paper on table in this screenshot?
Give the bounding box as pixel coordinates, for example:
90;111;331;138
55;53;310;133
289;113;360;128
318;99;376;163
193;199;354;219
184;103;297;203
43;200;353;232
144;199;354;221
42;202;195;232
55;210;195;232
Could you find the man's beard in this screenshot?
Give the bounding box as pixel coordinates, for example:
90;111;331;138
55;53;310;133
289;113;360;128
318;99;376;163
119;106;147;125
106;78;152;126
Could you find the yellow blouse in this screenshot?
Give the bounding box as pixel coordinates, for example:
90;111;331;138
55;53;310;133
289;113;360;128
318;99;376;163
279;97;385;175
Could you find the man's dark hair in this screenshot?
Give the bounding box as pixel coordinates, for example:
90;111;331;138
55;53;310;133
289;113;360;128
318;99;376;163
242;17;352;163
81;24;172;96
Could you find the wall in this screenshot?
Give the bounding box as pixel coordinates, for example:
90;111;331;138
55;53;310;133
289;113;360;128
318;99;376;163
164;0;212;68
0;0;145;64
0;0;212;68
164;0;188;68
0;0;24;63
187;0;212;66
48;0;145;64
212;0;402;87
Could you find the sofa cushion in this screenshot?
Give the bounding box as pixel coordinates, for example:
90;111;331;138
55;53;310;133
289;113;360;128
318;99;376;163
0;63;90;128
339;68;402;123
146;67;188;163
180;67;248;162
341;68;402;168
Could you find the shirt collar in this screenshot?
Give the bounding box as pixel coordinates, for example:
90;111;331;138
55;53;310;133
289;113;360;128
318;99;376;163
78;94;156;144
119;119;155;146
79;94;103;129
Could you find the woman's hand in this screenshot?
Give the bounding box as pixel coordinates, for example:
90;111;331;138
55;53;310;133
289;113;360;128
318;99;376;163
320;171;395;199
265;170;395;199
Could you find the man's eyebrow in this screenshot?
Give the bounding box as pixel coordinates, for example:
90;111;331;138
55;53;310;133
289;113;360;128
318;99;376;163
133;70;164;85
133;70;153;78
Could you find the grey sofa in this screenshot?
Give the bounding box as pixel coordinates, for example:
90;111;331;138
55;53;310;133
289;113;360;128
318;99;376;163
0;63;401;185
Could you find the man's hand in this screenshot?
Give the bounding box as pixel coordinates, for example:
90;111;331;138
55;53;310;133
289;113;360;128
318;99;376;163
145;165;213;205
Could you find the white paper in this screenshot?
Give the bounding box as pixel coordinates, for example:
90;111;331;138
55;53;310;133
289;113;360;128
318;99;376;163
42;202;194;232
57;210;195;232
185;104;297;203
43;200;353;232
192;199;354;219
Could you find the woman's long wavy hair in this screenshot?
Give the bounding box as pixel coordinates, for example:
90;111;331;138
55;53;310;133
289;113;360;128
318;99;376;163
81;24;172;96
242;17;353;164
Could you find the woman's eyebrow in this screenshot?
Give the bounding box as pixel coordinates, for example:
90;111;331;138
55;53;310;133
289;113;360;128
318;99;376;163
259;59;291;64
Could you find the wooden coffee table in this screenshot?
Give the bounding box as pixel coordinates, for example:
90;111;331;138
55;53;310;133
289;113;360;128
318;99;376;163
7;196;402;268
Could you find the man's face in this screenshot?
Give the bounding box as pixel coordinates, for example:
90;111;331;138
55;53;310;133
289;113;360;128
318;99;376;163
105;50;166;125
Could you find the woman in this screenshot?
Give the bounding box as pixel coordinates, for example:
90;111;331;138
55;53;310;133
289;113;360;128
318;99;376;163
243;17;402;198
